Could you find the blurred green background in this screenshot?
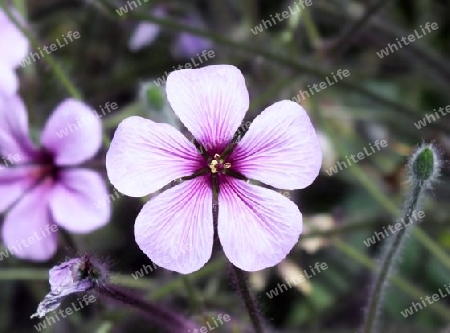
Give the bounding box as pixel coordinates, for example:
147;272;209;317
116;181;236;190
1;0;450;332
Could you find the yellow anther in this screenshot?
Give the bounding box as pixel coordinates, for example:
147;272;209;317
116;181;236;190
209;154;231;174
209;159;218;173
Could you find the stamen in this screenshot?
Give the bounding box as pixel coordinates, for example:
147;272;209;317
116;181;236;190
209;154;231;174
210;159;218;173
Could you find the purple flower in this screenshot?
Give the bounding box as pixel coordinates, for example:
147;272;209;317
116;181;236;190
170;17;212;59
106;65;321;274
31;255;107;318
0;8;29;97
128;7;165;52
0;96;110;261
128;7;211;58
31;255;198;332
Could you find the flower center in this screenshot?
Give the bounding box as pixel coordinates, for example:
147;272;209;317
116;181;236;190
29;150;59;182
30;165;55;180
209;154;231;174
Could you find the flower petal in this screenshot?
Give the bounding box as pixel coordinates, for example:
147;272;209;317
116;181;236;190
172;33;212;58
32;258;95;319
1;181;58;261
218;178;302;271
49;258;84;289
166;65;249;151
128;7;164;51
0;94;36;160
0;166;36;213
0;63;18;96
106;116;202;197
49;169;111;233
134;177;213;274
41;99;102;165
129;23;161;51
171;14;212;59
231;100;322;190
0;8;29;68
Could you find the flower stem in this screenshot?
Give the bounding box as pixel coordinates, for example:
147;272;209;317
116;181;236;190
210;176;264;333
313;105;450;271
3;262;450;320
98;284;197;333
0;3;82;99
229;265;265;333
329;0;393;55
363;181;423;333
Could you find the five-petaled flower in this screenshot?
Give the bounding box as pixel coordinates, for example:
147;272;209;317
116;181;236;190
0;96;110;261
106;65;322;274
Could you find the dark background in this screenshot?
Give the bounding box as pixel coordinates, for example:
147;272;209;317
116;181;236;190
1;0;450;332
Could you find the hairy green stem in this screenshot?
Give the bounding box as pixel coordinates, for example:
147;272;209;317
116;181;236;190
363;182;423;333
334;239;450;320
2;254;449;320
210;175;264;333
99;284;197;332
230;265;265;333
313;99;450;272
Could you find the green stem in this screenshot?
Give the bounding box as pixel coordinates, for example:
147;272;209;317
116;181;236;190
334;239;450;320
230;265;264;333
248;76;294;113
149;258;225;300
301;220;382;239
362;11;450;80
93;0;450;133
363;183;423;333
0;268;48;280
182;275;203;313
99;284;197;332
302;6;322;48
356;145;450;271
210;174;264;333
309;94;450;323
302;215;442;240
0;259;224;298
330;0;394;55
315;3;450;90
314;101;450;272
0;3;82;99
12;0;26;17
346;152;450;271
2;254;449;320
95;322;113;333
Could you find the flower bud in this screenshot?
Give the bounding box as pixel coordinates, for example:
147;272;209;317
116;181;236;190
407;143;442;185
140;82;166;112
31;255;109;318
